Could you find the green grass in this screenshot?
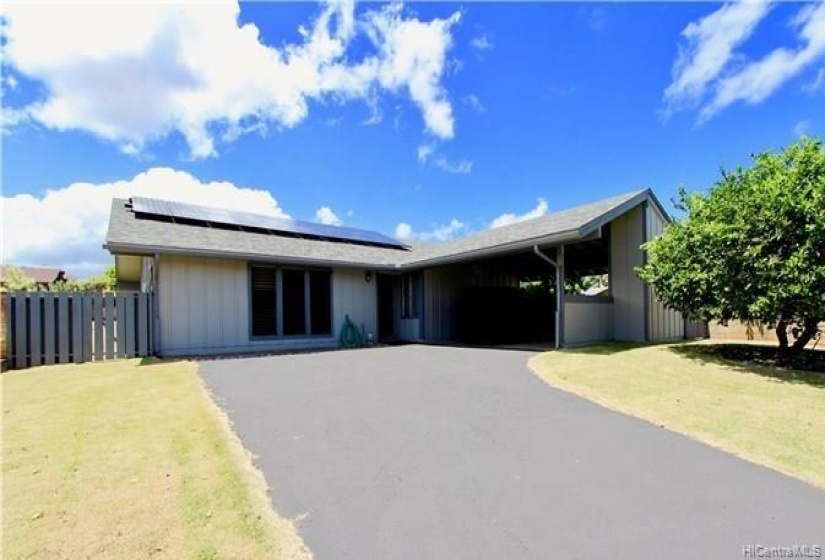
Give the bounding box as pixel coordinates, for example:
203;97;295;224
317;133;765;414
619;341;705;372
2;359;310;560
529;342;825;489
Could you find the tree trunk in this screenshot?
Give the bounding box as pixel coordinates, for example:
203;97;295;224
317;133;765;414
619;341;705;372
791;319;820;354
776;320;789;355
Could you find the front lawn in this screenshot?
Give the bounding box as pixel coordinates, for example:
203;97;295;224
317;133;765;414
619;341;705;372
529;343;825;489
2;359;309;560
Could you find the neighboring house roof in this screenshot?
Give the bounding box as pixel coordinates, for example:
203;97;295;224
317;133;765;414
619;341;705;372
0;265;66;284
105;188;666;270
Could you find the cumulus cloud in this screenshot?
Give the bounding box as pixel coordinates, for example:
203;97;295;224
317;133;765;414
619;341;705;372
664;3;825;122
1;0;461;157
489;198;548;229
2;167;288;277
394;218;465;241
663;2;771;117
700;3;825;122
315;205;342;226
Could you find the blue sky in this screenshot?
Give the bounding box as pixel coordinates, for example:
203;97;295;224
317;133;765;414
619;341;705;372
2;1;824;276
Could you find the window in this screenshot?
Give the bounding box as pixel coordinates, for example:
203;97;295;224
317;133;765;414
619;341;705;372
401;273;418;318
250;266;277;337
282;269;306;335
249;265;333;338
309;270;332;335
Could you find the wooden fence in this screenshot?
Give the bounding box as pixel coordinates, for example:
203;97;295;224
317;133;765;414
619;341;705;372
4;292;153;370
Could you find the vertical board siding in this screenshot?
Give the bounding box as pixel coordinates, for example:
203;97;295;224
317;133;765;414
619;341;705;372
332;268;378;341
71;297;83;362
57;295;70;363
104;293;115;359
645;204;686;341
4;292;154;370
29;296;42;367
14;295;27;369
610;206;646;342
43;294;55;365
93;294;104;361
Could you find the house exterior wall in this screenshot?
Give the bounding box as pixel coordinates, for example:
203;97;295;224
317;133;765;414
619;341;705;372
644;203;686;341
610;205;646;342
564;297;613;346
332;268;378;343
155;254;375;356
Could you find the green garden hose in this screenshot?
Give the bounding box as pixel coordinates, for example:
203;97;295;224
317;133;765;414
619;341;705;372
340;314;363;348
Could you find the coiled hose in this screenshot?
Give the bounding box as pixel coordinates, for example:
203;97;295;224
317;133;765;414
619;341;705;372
340;314;364;348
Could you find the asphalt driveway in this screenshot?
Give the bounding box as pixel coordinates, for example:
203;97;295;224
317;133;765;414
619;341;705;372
199;345;825;560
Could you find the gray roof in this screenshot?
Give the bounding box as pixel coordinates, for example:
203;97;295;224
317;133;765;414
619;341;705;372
105;189;660;270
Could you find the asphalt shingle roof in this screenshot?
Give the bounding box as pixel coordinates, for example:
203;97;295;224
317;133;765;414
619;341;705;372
105;189;652;269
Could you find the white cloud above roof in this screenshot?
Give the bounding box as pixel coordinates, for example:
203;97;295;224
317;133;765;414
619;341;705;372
2;167;288;277
489;198;548;229
1;0;461;158
315;206;343;226
394;218;465;242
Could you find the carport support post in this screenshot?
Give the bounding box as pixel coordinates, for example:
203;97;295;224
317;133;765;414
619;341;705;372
556;245;565;349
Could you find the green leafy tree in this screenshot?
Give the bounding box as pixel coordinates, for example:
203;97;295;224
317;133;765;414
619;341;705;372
1;266;37;292
80;265;117;292
639;138;824;355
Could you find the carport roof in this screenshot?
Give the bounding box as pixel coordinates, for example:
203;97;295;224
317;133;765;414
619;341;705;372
105;188;664;270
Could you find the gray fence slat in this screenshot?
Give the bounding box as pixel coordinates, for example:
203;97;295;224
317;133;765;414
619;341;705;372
43;293;55;365
93;293;103;361
4;295;13;368
116;294;127;358
82;295;93;362
71;295;83;363
57;294;70;364
105;293;115;360
14;294;27;369
124;294;135;357
29;294;41;367
138;293;148;356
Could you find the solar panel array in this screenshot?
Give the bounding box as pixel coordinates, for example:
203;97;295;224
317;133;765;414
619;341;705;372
130;197;406;249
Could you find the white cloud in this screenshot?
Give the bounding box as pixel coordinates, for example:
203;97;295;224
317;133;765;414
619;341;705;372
489;198;548;229
462;94;486;113
470;34;493;51
315;205;342;226
663;2;772;116
793;120;811;137
1;1;461;158
394;218;465;241
804;67;825;92
699;3;825;122
433;156;472;174
417;143;435;163
395;222;413;239
2;167;288;276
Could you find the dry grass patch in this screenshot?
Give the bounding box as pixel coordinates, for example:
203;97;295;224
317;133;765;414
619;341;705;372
529;343;825;489
2;359;310;560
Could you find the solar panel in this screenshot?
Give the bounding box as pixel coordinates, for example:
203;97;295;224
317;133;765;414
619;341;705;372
130;196;406;249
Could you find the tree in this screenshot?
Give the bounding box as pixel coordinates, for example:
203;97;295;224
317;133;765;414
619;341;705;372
638;138;825;355
79;265;117;292
1;266;37;292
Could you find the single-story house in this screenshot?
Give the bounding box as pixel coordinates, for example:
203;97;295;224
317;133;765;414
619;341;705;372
104;189;705;357
0;265;67;290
